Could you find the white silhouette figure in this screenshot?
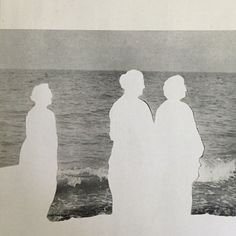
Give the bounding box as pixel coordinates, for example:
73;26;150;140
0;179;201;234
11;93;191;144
154;75;204;226
19;83;58;221
108;70;154;234
0;83;58;234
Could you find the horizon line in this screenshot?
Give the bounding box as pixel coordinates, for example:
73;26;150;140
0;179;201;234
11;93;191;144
0;68;236;74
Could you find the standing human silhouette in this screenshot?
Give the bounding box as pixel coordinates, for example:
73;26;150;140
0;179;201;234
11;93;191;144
108;70;154;234
154;75;204;231
19;83;58;222
0;83;58;234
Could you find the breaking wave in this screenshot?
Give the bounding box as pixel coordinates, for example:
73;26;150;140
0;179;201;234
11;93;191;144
198;159;236;182
58;167;108;187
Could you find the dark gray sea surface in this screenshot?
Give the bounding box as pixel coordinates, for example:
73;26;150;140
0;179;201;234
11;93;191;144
0;69;235;220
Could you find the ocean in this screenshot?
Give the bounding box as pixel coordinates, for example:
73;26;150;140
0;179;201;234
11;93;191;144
0;69;235;220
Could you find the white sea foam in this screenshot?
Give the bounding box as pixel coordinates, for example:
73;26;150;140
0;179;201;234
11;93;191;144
198;159;236;182
58;167;108;187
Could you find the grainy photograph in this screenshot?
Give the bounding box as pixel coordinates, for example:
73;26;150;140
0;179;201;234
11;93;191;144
0;30;235;227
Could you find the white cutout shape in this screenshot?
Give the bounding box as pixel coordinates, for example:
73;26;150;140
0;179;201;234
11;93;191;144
109;70;155;234
0;83;58;230
153;74;204;231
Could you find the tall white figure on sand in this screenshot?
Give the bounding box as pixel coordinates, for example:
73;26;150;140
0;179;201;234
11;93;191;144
109;70;154;234
154;75;204;225
0;84;58;234
19;83;58;222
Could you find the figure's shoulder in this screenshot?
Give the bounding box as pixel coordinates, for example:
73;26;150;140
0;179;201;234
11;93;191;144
112;97;124;106
109;97;124;117
47;108;55;114
26;107;56;122
175;102;195;121
110;97;126;110
154;101;169;118
156;100;192;116
156;100;169;111
179;101;193;112
140;99;149;106
139;99;152;112
47;109;56;119
26;107;36;118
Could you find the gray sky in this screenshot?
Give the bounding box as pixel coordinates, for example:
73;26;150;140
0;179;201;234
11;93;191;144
1;30;236;72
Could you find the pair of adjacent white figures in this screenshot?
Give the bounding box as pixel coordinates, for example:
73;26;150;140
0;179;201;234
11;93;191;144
109;70;204;233
0;70;204;234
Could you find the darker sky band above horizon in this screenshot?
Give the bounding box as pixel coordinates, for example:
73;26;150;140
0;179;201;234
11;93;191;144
1;30;236;72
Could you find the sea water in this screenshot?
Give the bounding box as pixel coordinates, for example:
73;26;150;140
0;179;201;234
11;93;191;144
0;69;235;220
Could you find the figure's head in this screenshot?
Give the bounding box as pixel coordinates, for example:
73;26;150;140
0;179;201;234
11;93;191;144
119;69;145;97
163;75;187;100
31;83;52;107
